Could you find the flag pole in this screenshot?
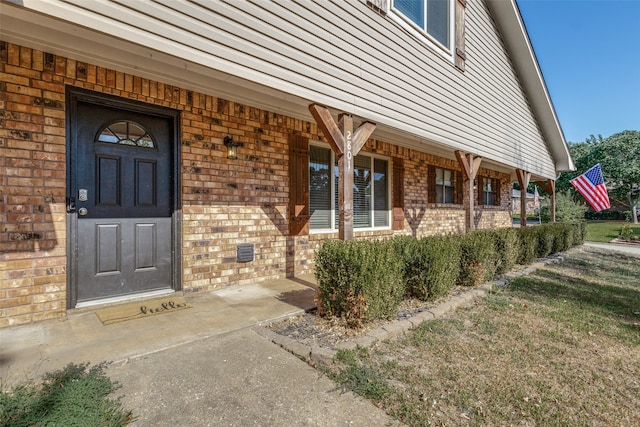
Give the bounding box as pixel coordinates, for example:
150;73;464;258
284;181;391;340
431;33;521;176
534;184;541;224
537;185;541;224
536;191;542;224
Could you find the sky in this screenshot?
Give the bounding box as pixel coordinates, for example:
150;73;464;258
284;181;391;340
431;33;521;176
517;0;640;144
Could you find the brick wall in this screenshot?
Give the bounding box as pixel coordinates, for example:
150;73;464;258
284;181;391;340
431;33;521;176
1;42;512;326
1;43;68;326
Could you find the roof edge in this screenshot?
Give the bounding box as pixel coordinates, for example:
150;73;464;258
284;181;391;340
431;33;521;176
486;0;575;172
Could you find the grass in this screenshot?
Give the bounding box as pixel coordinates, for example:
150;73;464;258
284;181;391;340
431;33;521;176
0;362;132;427
585;220;640;242
326;246;640;426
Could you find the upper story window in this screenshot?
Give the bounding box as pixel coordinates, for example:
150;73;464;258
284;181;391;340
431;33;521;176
435;167;455;204
392;0;452;50
97;121;155;149
309;144;390;232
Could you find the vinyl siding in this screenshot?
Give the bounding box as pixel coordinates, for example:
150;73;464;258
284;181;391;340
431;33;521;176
14;0;556;177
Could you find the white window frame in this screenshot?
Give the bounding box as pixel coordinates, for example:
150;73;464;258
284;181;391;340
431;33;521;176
309;142;391;234
389;0;455;59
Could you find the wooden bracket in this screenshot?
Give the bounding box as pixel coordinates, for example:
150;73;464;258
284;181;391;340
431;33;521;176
308;103;376;240
534;179;554;195
309;104;344;154
310;104;375;157
455;150;482;180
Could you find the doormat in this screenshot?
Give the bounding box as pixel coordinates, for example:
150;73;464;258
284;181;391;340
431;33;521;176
95;297;192;325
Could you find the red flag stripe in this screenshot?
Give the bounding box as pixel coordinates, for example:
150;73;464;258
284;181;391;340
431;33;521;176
570;177;610;212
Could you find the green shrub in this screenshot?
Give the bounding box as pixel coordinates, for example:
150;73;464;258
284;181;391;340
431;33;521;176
535;226;555;257
457;230;498;286
585;210;626;220
540;191;588;223
517;227;538;265
492;228;520;275
314;223;586;329
547;223;569;253
620;224;634;240
517;222;584;263
394;235;460;300
0;363;131;427
576;221;587;245
315;239;404;326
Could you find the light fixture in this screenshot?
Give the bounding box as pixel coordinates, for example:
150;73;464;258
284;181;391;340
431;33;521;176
223;136;240;160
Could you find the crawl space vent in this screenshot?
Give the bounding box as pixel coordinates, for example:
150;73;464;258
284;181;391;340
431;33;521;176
237;243;254;263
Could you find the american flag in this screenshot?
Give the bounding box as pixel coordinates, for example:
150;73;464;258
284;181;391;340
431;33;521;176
570;164;610;212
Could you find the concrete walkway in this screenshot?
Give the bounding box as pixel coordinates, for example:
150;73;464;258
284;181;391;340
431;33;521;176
584;241;640;256
108;328;399;426
0;275;400;426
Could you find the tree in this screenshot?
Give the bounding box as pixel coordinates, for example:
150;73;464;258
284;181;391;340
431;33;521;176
558;131;640;223
540;191;588;223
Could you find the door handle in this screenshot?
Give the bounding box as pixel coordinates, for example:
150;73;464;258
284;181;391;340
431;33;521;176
78;207;88;216
67;196;76;213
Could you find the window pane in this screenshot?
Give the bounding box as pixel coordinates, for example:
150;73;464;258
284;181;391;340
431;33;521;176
427;0;450;47
435;167;454;204
309;146;331;229
374;158;389;227
483;178;496;205
395;0;424;29
484;177;492;192
97;121;155;148
443;169;452;186
312;150;390;231
353;155;371;228
445;186;454;204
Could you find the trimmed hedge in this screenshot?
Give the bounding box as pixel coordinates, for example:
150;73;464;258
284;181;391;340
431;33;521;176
394;235;461;300
314;222;585;327
492;228;519;275
585;210;626;221
314;239;404;327
457;230;498;287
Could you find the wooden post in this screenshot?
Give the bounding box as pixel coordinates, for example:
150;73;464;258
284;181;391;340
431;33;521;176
309;104;376;240
455;150;481;231
516;169;531;227
338;114;354;240
535;179;556;223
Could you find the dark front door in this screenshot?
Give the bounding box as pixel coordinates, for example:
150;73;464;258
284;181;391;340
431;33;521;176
68;90;178;305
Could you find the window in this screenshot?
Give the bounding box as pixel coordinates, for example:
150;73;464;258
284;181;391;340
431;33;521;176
97;121;155;148
309;145;332;230
309;145;390;231
435;167;455;204
482;177;498;206
393;0;452;49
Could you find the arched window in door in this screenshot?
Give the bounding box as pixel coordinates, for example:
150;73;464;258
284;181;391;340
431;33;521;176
96;120;155;149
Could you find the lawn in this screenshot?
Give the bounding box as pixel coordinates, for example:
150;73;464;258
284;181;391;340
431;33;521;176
328;246;640;426
585;220;640;242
